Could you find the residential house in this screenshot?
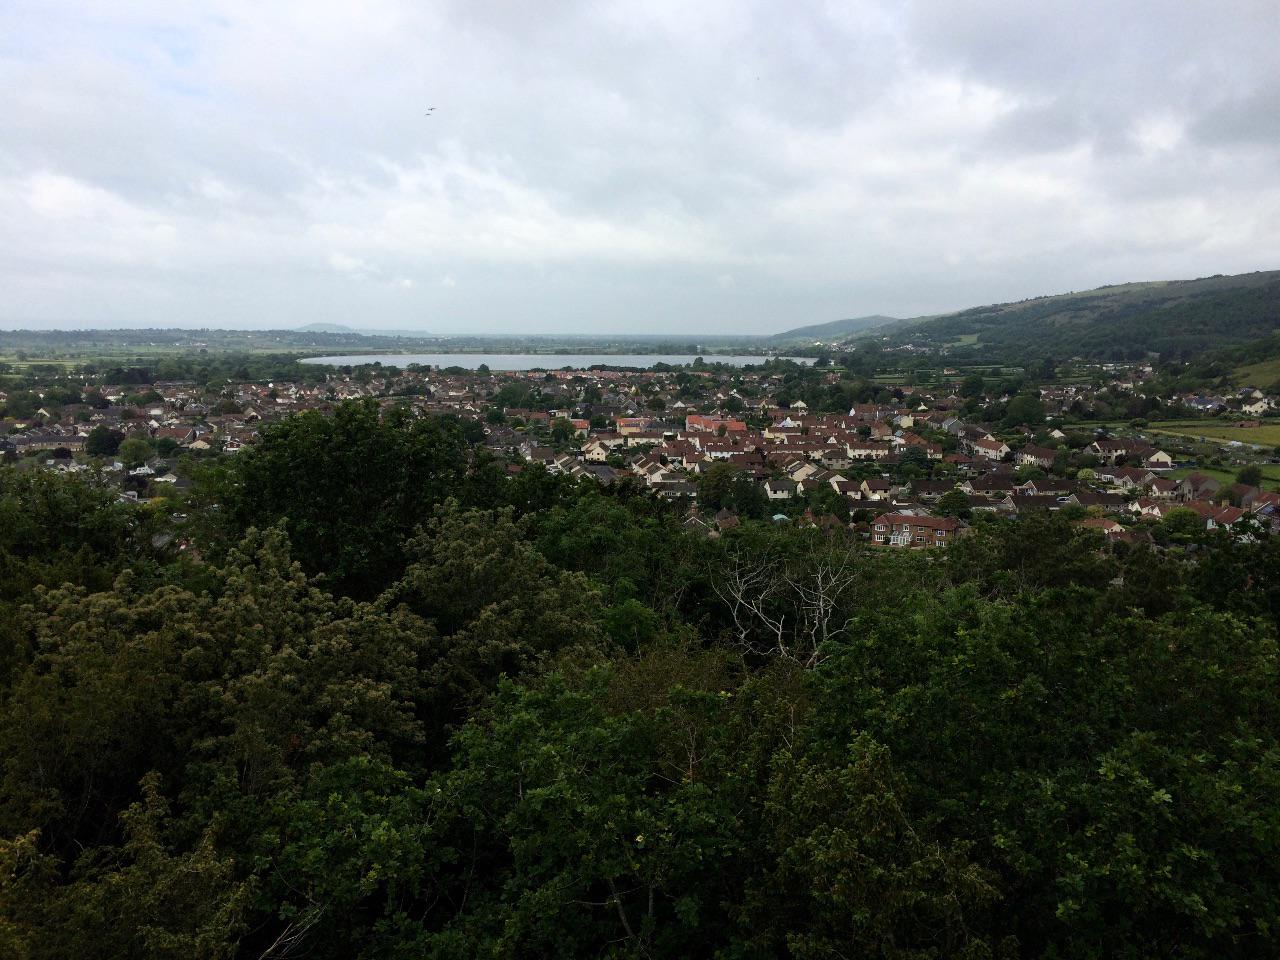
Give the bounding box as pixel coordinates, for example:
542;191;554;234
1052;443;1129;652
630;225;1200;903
1178;472;1221;501
765;478;797;501
971;437;1011;461
871;512;959;547
1016;445;1059;470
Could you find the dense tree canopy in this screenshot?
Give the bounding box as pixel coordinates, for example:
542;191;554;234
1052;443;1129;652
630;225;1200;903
4;400;1280;958
198;398;470;597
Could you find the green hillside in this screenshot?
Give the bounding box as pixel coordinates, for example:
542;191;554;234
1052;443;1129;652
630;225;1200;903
855;270;1280;362
296;322;358;333
771;314;898;343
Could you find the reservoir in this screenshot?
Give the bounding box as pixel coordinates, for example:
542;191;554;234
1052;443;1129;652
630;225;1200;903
299;353;813;370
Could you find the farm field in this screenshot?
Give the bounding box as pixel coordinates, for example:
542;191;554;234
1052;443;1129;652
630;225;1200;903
1169;466;1240;486
1142;420;1280;447
1169;464;1280;486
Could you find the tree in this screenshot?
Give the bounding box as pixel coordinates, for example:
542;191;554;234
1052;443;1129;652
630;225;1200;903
898;446;929;472
754;737;1000;958
0;774;251;960
960;374;986;399
1003;392;1046;428
1236;464;1263;487
1015;464;1046;483
8;389;1280;958
201;398;468;597
1161;506;1206;540
118;437;154;469
806;484;850;521
934;488;971;519
2;392;38;420
697;462;766;519
378;502;604;744
712;534;864;667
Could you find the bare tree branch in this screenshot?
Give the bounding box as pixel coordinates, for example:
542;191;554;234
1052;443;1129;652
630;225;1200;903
713;540;861;667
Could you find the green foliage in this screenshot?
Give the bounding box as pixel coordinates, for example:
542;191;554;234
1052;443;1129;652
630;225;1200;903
202;398;469;597
960;373;986;398
1003;392;1046;427
758;738;1003;959
0;774;251;960
934;487;971;519
890;271;1280;363
0;467;162;682
1237;463;1263;487
550;416;573;442
697;461;768;519
85;426;124;457
1161;506;1206;541
119;436;155;468
4;437;1280;958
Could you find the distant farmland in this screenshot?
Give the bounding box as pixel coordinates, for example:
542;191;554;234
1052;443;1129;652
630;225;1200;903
1145;421;1280;448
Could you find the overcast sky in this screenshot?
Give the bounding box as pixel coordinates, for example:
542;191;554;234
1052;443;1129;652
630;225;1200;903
2;1;1278;334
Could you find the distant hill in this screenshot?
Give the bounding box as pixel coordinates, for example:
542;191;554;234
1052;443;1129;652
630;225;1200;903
771;315;898;343
852;270;1280;361
296;322;358;333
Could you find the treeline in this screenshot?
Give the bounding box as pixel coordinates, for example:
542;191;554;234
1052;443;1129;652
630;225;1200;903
3;400;1280;958
84;353;325;386
0;354;325;399
0;356;326;424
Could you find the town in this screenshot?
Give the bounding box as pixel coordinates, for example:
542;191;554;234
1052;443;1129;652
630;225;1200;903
4;354;1278;546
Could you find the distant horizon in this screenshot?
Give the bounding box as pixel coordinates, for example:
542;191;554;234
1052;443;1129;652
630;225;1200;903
3;265;1277;338
4;2;1278;334
0;324;771;337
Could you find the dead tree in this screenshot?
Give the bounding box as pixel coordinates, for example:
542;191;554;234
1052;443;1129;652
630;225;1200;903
712;540;861;667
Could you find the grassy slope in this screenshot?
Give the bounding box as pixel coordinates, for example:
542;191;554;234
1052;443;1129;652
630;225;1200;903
850;270;1280;360
771;315;899;343
1234;356;1280;386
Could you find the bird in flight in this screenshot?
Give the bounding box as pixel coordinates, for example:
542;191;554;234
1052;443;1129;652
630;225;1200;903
425;107;436;115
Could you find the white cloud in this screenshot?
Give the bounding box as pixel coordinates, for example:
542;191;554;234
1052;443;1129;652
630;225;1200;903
0;0;1277;332
328;252;376;278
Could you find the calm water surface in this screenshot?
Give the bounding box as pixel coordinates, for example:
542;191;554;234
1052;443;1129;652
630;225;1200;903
300;353;813;370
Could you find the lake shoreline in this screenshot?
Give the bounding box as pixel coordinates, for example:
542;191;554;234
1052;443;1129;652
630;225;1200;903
299;353;813;371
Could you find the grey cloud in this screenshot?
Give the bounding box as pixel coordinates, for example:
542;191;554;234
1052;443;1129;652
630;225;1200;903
1190;87;1280;147
0;0;1277;333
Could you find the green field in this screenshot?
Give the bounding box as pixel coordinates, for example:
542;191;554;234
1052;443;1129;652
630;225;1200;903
1234;357;1280;386
0;356;83;371
1170;465;1238;485
1170;463;1280;486
1143;420;1280;448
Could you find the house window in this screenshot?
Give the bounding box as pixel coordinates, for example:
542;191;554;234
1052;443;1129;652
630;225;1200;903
875;524;885;531
915;535;925;543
